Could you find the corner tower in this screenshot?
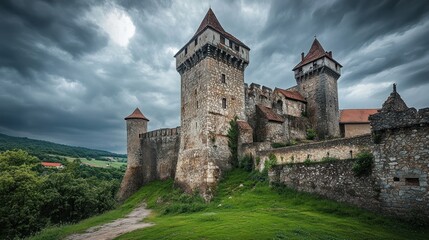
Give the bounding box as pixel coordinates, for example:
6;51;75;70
174;9;250;198
293;38;342;139
118;108;149;201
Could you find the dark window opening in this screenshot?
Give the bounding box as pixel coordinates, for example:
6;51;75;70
222;98;227;109
194;89;197;95
220;36;225;44
405;178;420;186
184;47;187;55
221;74;226;83
229;40;233;48
235;44;239;51
194;38;198;46
196;101;199;109
393;177;400;182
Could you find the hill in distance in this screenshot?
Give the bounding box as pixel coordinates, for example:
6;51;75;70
0;132;126;159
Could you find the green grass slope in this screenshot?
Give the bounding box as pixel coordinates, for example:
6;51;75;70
0;133;125;158
32;170;428;240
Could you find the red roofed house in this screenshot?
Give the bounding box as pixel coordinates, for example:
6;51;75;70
41;162;64;169
340;109;379;137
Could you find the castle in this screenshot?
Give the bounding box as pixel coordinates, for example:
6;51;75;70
118;9;428;221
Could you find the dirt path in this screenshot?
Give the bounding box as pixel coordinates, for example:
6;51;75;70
66;203;153;240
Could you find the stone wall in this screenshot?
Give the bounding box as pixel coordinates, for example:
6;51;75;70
259;134;372;165
270;159;380;211
340;123;371;138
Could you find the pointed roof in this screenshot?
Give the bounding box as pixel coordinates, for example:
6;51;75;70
275;88;306;103
293;38;342;70
256;105;285;123
192;8;249;49
124;108;149;121
340;109;379;123
380;84;408;113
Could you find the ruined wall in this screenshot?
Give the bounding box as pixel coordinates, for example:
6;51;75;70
259;134;371;165
270;159;380;211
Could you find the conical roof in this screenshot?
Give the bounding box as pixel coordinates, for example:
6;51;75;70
124;108;149;121
193;8;249;50
293;38;341;70
380;84;408;113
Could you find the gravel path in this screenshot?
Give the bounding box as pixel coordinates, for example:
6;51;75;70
66;203;153;240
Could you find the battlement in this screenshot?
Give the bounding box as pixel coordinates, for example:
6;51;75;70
245;82;274;99
139;127;181;139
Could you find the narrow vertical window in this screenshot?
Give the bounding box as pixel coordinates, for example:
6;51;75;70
221;74;226;83
194;38;198;46
196;101;199;109
222;98;227;109
229;40;233;48
185;47;187;55
220;36;225;44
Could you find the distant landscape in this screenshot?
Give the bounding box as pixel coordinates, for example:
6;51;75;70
0;133;127;239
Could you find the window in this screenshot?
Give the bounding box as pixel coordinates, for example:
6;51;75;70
393;177;400;182
221;74;226;83
229;40;233;48
196;101;199;109
405;178;420;186
235;44;239;51
185;47;187;55
222;98;227;109
194;38;198;46
220;36;225;44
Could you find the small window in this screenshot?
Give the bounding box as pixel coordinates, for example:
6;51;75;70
194;38;198;46
196;101;199;109
393;177;400;182
235;44;239;51
185;47;187;55
405;178;420;186
222;98;227;109
229;40;233;48
220;36;225;44
221;74;226;83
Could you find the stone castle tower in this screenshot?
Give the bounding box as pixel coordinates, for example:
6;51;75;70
173;8;250;198
117;108;149;200
293;38;342;139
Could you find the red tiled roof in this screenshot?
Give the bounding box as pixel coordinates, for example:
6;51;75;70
41;162;62;167
124;108;149;121
340;109;379;124
237;120;252;130
193;8;250;50
275;88;306;103
256;104;285;123
292;38;342;71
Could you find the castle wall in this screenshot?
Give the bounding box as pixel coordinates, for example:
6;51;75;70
258;134;371;165
341;123;372;138
268;108;429;221
270;159;380;211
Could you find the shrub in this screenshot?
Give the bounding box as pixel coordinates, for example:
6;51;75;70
321;156;339;163
239;154;253;172
352;151;374;176
372;132;382;144
271;142;288;148
303;158;312;166
306;129;317;140
227;117;239;168
264;154;277;172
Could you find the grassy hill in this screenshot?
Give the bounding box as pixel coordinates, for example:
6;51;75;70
32;169;428;240
0;133;126;159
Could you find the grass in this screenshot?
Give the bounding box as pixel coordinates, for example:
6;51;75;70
61;155;127;169
32;169;428;240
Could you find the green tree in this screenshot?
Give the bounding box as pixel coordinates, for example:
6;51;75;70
227;117;239;168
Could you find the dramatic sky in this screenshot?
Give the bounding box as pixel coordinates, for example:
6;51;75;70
1;0;428;153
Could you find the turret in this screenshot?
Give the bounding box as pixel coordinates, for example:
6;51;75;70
293;38;342;139
117;108;149;201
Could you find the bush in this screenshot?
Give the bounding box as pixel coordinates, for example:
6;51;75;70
227;117;239;168
239;154;253;172
352;151;374;176
306;129;317;140
321;156;339;163
264;154;277;172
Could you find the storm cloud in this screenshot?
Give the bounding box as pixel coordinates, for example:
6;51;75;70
0;0;428;153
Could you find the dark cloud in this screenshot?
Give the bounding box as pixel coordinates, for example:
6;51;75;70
0;0;428;153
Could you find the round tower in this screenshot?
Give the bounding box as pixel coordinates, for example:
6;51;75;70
118;107;149;201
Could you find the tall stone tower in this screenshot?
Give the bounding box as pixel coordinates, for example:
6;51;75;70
117;108;149;201
293;38;342;139
174;8;250;199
